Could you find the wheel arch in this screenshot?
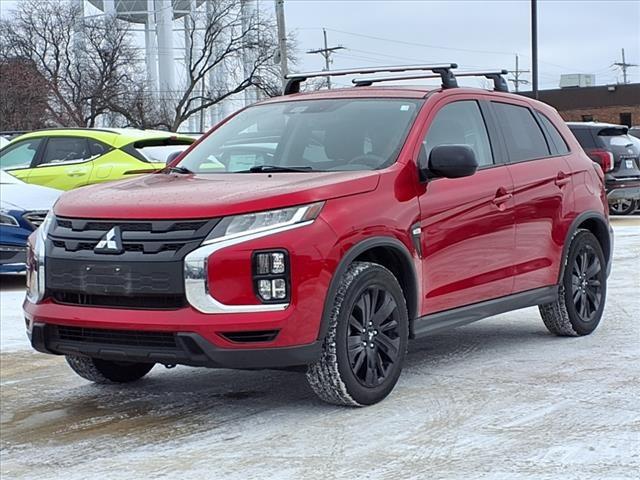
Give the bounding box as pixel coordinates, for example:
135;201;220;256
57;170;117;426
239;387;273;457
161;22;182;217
317;237;419;341
559;211;613;281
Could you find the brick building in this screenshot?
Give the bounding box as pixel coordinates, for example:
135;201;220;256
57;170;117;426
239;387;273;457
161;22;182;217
521;83;640;127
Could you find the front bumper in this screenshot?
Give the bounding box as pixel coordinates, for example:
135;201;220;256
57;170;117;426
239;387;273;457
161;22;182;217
29;322;321;369
0;245;27;273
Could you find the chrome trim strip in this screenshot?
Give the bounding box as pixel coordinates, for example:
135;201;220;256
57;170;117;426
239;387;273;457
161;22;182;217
184;221;313;314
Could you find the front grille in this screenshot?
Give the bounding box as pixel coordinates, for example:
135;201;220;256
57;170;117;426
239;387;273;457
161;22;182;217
54;325;177;348
51;291;186;309
23;211;48;229
220;330;280;343
45;216;219;309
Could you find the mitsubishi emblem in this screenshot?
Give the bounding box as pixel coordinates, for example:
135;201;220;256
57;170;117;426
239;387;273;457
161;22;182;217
94;226;123;254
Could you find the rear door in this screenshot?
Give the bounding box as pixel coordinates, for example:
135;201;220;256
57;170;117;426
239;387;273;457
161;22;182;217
29;136;93;190
416;96;516;314
491;100;573;293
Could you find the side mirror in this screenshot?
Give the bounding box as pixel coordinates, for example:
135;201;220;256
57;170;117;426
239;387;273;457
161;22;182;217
166;150;183;165
419;144;479;180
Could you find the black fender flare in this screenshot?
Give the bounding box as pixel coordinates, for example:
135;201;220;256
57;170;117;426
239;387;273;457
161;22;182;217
558;211;613;282
317;236;419;341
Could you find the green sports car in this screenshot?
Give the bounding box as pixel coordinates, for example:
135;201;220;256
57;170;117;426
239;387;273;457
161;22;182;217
0;128;195;190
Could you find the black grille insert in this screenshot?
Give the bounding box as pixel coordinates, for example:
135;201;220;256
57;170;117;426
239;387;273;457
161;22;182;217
220;330;280;343
51;291;186;309
54;326;177;348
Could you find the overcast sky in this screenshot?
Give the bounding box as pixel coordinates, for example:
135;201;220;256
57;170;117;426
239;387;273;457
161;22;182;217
1;0;638;90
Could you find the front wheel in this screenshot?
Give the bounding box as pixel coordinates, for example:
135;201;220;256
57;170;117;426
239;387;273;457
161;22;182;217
66;356;154;384
539;230;606;336
306;262;409;406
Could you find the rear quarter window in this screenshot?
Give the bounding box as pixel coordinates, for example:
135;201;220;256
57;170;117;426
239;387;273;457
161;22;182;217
538;113;570;155
492;102;550;162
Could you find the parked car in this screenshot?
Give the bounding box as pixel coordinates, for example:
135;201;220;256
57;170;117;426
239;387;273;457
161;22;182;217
25;65;612;406
0;128;195;191
567;122;640;215
0;170;60;274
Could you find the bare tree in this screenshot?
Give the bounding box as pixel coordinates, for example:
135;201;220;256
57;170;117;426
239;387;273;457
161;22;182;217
0;58;49;131
0;0;140;128
147;0;288;132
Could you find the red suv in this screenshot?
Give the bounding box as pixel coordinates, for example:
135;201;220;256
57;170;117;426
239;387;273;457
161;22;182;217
25;65;613;406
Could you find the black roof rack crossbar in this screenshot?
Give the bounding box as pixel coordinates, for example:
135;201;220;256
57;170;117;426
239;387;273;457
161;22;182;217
352;69;510;92
453;70;510;92
283;63;458;95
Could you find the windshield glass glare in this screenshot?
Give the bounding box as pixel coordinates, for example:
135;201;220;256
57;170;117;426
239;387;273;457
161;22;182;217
177;99;422;173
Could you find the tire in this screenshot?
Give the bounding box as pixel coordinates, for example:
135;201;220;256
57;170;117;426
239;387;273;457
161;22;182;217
609;199;636;216
539;230;606;336
306;262;409;406
66;355;154;384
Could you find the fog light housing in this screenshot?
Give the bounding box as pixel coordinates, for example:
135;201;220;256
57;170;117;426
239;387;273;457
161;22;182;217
253;250;289;303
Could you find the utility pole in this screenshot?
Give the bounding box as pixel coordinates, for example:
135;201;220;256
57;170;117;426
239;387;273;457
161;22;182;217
274;0;288;90
509;54;530;93
613;48;638;84
307;28;345;89
531;0;538;98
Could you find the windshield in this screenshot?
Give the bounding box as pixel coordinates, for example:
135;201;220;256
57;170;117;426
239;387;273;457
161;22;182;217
177;99;422;173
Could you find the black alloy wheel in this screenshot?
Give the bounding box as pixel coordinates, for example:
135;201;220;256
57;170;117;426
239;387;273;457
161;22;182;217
347;286;401;388
570;244;603;323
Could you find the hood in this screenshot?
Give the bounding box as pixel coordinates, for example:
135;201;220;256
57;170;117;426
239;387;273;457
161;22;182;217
54;171;380;219
0;181;61;212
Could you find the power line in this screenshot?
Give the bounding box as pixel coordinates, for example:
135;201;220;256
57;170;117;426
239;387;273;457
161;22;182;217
306;28;345;89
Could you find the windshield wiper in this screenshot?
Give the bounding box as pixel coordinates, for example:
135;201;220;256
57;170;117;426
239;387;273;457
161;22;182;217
165;165;193;174
243;165;314;173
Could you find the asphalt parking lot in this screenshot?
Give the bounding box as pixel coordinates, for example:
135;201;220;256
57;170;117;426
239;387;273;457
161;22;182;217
1;217;638;480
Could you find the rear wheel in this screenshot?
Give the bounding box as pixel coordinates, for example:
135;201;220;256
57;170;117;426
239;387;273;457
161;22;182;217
609;199;636;215
306;262;409;406
66;356;154;384
539;230;606;336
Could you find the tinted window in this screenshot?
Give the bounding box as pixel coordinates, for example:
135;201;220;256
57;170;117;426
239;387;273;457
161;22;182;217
0;138;42;169
89;140;110;157
569;127;598;149
493;102;550;162
423;101;494;167
538;114;570;155
179;99;422;173
40;137;90;166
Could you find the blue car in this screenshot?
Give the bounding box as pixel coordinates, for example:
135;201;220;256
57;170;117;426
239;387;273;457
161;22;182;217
1;170;60;274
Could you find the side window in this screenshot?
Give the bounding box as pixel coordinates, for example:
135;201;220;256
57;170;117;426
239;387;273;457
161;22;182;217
38;137;91;166
492;102;550;162
0;139;43;169
538;113;570;155
89;139;110;157
423;101;494;167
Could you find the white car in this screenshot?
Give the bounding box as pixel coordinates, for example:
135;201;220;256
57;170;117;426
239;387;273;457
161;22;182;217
0;137;10;149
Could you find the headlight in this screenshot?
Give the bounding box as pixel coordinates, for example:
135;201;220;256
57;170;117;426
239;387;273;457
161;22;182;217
25;211;54;304
0;210;19;227
204;202;324;244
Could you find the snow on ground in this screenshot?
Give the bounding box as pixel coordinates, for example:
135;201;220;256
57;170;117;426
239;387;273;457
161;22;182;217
1;217;638;479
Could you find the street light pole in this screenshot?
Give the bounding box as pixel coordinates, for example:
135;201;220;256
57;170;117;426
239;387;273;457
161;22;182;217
531;0;539;99
275;0;288;90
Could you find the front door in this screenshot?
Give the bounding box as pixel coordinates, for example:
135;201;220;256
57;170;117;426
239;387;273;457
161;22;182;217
29;136;94;190
416;98;516;315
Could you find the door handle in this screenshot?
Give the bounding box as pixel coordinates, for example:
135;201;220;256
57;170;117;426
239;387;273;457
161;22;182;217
68;170;86;177
492;193;513;205
555;172;570;187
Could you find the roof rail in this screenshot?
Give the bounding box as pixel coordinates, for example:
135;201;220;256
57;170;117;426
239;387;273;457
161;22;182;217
283;63;458;95
353;69;510;92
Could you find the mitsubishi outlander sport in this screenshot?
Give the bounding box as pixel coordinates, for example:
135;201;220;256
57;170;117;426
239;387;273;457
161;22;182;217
25;64;613;406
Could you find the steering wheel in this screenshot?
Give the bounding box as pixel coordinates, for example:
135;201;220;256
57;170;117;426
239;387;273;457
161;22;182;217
346;153;386;168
